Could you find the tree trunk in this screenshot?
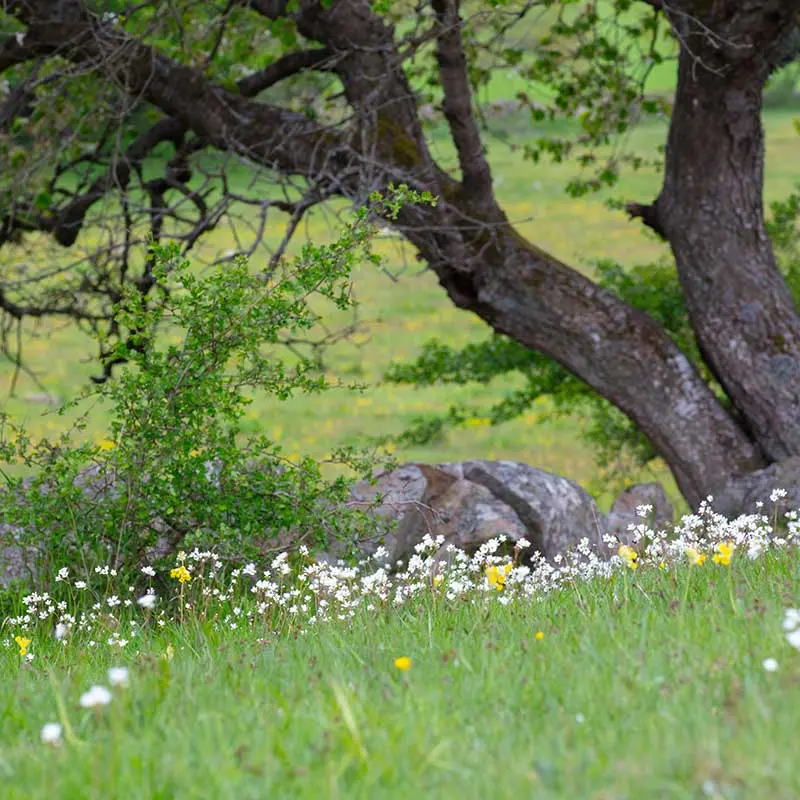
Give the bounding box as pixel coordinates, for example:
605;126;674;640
399;203;765;507
640;4;800;466
9;0;797;511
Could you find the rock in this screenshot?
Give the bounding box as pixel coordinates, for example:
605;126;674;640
450;460;604;558
346;460;605;566
711;456;800;519
391;465;528;566
604;482;674;545
342;463;429;562
0;525;38;588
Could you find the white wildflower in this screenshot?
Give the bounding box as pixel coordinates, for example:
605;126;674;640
40;722;63;746
762;658;778;673
782;608;800;632
80;685;112;708
137;593;157;610
108;667;129;688
787;628;800;651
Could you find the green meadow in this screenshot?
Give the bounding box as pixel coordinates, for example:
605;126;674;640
3;541;800;799
2;23;800;800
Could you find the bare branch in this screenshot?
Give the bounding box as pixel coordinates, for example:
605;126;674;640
625;201;667;240
431;0;494;201
0;25;55;72
237;47;335;96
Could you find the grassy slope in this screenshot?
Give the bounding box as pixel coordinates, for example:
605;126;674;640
2;550;800;799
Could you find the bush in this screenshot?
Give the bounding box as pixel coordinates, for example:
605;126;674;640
0;189;430;588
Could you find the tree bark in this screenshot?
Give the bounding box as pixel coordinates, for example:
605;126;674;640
635;2;800;464
398;202;764;507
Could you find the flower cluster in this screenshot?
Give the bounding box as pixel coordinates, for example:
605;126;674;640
3;494;799;656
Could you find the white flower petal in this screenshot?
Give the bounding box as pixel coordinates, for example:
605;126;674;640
108;667;129;688
79;685;113;708
40;722;63;745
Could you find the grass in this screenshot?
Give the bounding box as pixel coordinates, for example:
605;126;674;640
2;540;800;799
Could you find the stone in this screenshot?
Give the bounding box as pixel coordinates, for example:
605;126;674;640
390;465;528;566
711;456;800;519
346;460;605;566
447;460;605;559
604;482;674;545
0;524;38;588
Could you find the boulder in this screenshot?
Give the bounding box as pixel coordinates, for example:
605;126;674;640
390;465;528;566
604;482;674;545
449;460;604;558
711;456;800;519
344;463;429;561
346;460;605;565
0;525;38;588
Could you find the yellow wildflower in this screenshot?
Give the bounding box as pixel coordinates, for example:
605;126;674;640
433;575;443;587
170;565;191;583
618;545;638;570
713;541;735;566
485;563;513;591
97;439;116;451
394;656;412;671
659;561;667;570
686;548;706;566
14;635;31;657
535;631;544;641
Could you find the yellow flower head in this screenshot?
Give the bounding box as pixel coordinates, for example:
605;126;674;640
170;565;191;583
686;547;706;566
97;439;116;451
433;574;443;587
14;635;31;657
535;631;545;641
394;656;412;671
618;545;638;570
485;563;513;591
713;541;735;566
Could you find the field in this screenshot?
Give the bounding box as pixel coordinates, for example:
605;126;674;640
2;108;799;513
3;526;800;799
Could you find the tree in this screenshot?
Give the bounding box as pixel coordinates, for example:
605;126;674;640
1;0;799;509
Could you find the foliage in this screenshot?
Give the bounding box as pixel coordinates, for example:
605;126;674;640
764;62;800;109
0;189;430;582
385;189;800;493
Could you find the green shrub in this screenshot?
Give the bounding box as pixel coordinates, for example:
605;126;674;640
0;189;431;587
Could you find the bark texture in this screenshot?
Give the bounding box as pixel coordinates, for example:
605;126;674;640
647;2;800;463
